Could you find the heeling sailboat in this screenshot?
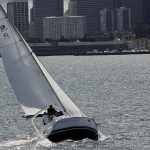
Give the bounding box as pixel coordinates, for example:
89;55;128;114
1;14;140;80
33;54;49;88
0;5;98;142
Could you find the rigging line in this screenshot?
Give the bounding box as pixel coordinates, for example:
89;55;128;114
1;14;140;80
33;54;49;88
0;40;22;49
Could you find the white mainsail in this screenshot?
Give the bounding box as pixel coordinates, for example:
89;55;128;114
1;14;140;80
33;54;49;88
0;5;84;117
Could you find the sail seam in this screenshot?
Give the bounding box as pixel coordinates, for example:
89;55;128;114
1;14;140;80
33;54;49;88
0;40;21;49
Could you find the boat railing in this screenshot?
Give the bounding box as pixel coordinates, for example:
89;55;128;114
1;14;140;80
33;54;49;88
31;105;85;135
31;105;50;132
31;105;68;133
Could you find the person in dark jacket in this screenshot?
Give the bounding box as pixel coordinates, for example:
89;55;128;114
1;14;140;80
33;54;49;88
47;105;57;116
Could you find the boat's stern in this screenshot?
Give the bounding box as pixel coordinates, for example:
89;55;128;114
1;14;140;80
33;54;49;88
45;116;98;142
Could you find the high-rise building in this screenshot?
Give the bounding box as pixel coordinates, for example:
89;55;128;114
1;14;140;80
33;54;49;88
33;0;64;39
43;16;86;40
114;7;131;31
143;0;150;25
29;8;34;38
30;8;34;23
99;7;131;33
7;0;29;32
99;8;114;32
114;0;121;8
68;0;77;16
77;0;145;33
121;0;143;28
77;0;114;34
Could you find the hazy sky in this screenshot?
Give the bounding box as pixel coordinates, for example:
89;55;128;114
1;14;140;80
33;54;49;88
1;0;69;12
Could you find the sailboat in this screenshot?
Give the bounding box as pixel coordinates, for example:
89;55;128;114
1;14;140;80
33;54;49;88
0;5;98;142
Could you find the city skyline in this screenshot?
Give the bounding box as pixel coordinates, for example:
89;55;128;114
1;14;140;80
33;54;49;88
33;0;64;39
1;0;69;12
7;0;29;32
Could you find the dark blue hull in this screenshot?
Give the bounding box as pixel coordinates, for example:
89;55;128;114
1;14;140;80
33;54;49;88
47;127;98;142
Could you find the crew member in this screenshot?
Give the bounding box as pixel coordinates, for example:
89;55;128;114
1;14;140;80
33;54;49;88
47;105;57;116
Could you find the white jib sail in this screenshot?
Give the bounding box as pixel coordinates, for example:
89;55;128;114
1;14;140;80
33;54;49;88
0;5;84;117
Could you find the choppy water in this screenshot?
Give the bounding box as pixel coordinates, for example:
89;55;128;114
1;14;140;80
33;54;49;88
0;55;150;150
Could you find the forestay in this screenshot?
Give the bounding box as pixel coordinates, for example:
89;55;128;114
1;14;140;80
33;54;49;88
0;5;84;117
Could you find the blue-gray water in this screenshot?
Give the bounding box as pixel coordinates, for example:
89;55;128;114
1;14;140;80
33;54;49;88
0;55;150;150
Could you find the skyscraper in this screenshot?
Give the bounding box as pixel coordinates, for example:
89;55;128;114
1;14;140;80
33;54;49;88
68;0;77;16
99;8;114;32
121;0;143;28
143;0;150;25
30;8;34;23
7;0;29;32
114;7;131;31
77;0;114;34
77;0;145;34
99;7;131;32
114;0;121;8
33;0;64;39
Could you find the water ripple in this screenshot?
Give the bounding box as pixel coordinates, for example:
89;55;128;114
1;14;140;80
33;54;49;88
0;55;150;149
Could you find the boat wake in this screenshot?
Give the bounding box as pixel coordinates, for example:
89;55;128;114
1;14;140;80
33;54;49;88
0;136;55;149
0;131;108;149
0;137;37;148
98;131;109;141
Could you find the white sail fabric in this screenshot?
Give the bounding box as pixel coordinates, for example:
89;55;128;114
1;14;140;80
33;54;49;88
0;5;84;116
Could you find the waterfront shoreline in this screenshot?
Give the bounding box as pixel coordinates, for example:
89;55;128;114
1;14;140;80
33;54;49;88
38;51;150;56
1;51;150;57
